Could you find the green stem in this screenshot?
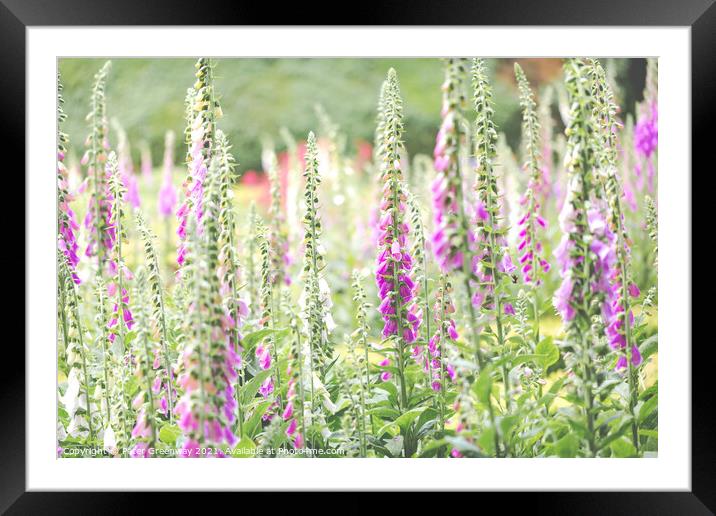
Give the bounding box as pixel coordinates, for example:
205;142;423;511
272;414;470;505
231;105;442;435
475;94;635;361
100;325;112;426
390;179;408;414
71;287;95;443
294;327;307;448
153;251;174;425
91;89;104;273
270;291;283;412
487;394;501;458
141;327;157;450
580;329;597;457
362;334;372;440
437;287;448;435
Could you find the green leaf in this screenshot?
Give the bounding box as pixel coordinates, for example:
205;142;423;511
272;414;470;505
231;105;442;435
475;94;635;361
598;418;633;450
610;437;637;458
241;370;272;405
553;433;579;458
476;428;495;456
639;335;658;361
512;354;541;366
473;365;493;404
415;408;438;438
243;400;272;439
394;407;425;433
124;330;137;346
500;415;519;437
535;337;559;368
241;328;289;353
637;394;658;424
638;429;658;438
159;424;181;445
385;435;404;457
376;422;399;437
418;438;447;458
373;382;398;402
367;406;400;420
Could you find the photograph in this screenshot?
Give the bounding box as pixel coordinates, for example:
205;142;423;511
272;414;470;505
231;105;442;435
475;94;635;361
55;56;659;460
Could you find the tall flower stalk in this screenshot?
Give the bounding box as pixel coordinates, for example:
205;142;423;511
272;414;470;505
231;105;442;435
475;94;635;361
257;219;279;402
279;127;302;247
514;63;550;346
553;59;612;456
82;61;112;273
58;251;95;443
407;192;431;373
430;59;481;370
177;58;218;268
428;276;458;433
106;151;135;456
175;157;239;456
590;60;643;451
373;79;390;171
538;86;556;204
431;58;469;273
265;141;291;328
106;152;134;347
471;59;516;412
94;277;113;428
431;60;483;385
350;270;372;456
215;130;248;434
136;212;175;424
281;291;304;449
244;202;260;317
300;132;335;430
375;69;421;412
130;271;159;457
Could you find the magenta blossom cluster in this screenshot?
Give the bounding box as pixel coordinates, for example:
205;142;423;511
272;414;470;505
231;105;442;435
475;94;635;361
57;151;81;284
175;317;241;457
516;205;550;285
282;367;303;448
431;102;464;272
149;348;174;417
553;199;583;322
106;282;134;341
378;357;392;382
430;62;464;272
587;207;643;369
376;200;422;343
119;149;141;210
255;339;275;398
470;202;516;309
634;101;658;192
82;143;114;266
554;201;640;368
604;278;643;370
411;292;458;391
176;115;209;266
130;406;152;458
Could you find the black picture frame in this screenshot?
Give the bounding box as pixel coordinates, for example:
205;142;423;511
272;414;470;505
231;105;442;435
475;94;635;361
5;0;710;511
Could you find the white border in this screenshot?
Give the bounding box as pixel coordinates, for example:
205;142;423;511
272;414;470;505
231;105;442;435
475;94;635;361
28;27;690;490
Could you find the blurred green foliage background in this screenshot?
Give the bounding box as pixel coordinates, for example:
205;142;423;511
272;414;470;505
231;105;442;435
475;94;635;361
58;58;644;172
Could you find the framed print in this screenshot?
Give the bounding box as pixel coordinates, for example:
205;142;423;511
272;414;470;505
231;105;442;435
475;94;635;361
4;0;712;511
